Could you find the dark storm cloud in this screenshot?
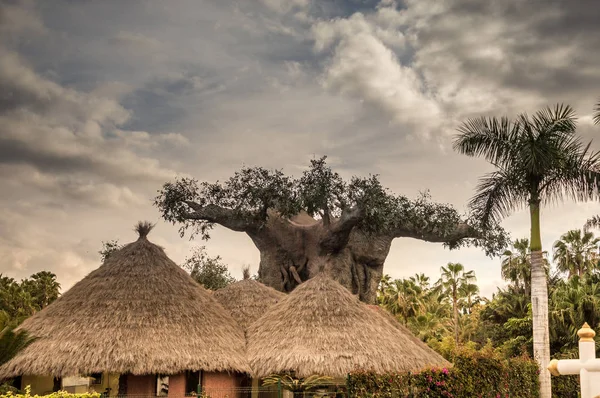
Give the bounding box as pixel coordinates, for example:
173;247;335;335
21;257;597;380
409;0;600;111
1;0;600;297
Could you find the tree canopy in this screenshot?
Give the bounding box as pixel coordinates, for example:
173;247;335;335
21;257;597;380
181;246;236;290
155;156;508;256
0;272;61;328
99;240;236;290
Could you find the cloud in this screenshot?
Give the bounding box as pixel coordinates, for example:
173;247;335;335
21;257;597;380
0;47;181;185
313;8;442;138
402;0;600;117
110;31;162;50
2;0;600;300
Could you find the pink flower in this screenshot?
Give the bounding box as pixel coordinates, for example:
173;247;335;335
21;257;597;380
442;368;449;375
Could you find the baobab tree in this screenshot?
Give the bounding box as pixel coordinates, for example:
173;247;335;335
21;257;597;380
155;157;507;303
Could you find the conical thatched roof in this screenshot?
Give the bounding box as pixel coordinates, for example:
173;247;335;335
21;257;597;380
365;305;452;367
247;274;449;378
213;279;286;333
0;222;249;378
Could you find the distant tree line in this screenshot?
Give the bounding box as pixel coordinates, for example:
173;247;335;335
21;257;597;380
377;227;600;362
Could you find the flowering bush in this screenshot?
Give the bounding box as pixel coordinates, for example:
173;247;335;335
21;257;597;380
348;350;539;398
0;386;100;398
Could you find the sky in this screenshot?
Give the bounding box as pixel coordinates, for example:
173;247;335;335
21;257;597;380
1;0;600;298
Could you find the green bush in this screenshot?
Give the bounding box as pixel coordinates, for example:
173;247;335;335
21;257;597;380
0;386;100;398
348;349;539;398
551;375;579;398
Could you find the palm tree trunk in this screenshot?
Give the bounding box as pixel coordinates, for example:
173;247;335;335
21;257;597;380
530;202;551;397
453;291;459;343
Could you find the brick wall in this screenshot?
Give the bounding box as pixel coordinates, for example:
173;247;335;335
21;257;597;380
202;372;242;398
167;373;186;398
127;374;155;397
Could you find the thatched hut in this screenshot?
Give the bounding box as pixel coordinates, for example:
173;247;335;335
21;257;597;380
213;279;287;398
0;222;249;397
247;273;449;379
213;279;286;334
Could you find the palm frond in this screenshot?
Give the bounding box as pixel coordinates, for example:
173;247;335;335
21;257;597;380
0;326;36;366
468;169;527;228
532;104;577;139
541;140;600;205
518;104;578;176
584;216;600;231
453;116;520;166
594;99;600;125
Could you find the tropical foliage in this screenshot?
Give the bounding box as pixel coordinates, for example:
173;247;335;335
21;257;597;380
0;387;99;398
0;272;60;328
0;327;36;366
453;103;600;398
261;374;334;392
181;246;236;290
348;344;539;398
553;229;600;278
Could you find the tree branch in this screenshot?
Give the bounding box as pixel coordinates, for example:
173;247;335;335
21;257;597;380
320;206;364;252
183;201;259;232
392;221;480;243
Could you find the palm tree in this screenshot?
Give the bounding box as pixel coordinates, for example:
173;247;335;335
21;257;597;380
410;273;431;290
26;271;61;310
437;263;475;343
501;238;551;298
550;276;600;350
553;229;600;278
459;282;480;314
0;326;36;366
501;238;532;296
262;374;333;392
379;279;424;325
453;103;600;398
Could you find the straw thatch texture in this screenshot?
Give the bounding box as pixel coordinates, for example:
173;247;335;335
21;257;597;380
247;274;449;378
0;223;249;378
213;280;286;333
365;305;452;368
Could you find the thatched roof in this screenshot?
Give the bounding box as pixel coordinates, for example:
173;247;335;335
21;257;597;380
365;305;452;368
213;279;286;333
0;222;249;378
247;274;449;378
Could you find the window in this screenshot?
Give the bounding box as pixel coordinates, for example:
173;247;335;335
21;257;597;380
90;373;103;385
185;371;201;395
156;375;169;397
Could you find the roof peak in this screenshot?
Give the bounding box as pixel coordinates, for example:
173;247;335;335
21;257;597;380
134;221;155;240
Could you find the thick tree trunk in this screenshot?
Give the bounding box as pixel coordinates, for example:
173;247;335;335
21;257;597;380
179;203;479;304
530;203;551;398
249;211;392;303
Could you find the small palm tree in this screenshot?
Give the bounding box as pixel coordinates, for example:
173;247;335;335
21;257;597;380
553;229;600;278
0;326;36;366
437;263;475;343
410;273;431;290
379;279;424;325
501;239;532;295
459;282;480;314
262;374;333;393
501;238;550;298
454;103;600;398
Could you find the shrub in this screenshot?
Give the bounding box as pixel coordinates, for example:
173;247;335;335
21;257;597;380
348;349;539;398
0;386;100;398
551;375;579;398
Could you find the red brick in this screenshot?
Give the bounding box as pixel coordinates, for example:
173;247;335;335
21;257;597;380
168;373;186;398
127;374;155;397
202;372;242;398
